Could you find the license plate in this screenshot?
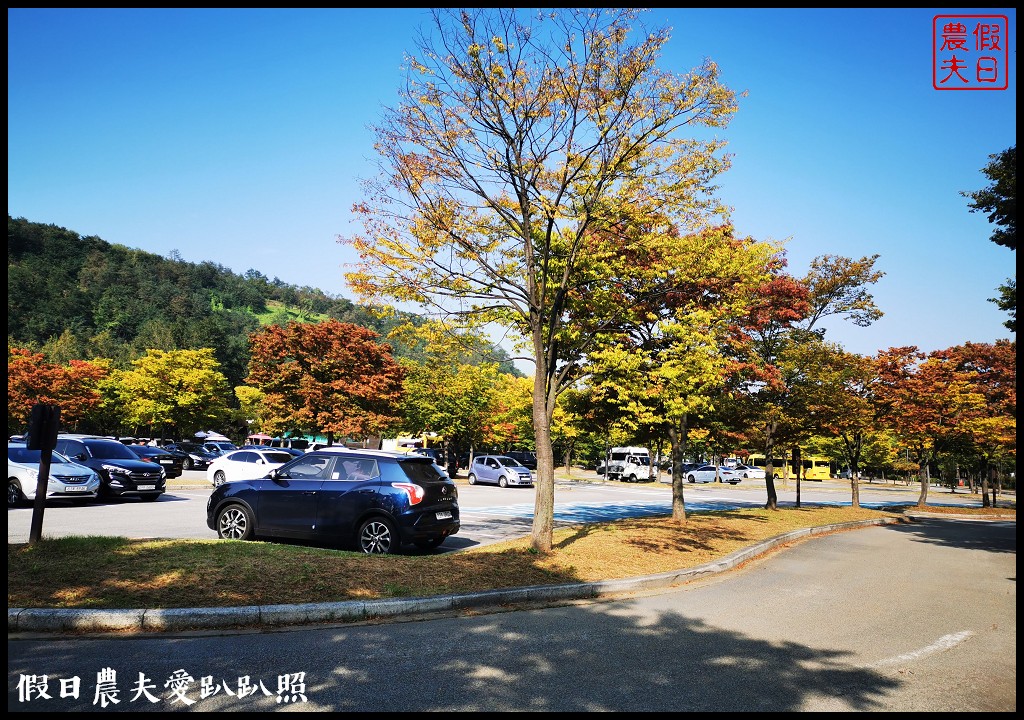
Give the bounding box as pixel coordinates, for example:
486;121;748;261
137;484;156;491
64;486;89;492
435;511;452;520
159;460;173;464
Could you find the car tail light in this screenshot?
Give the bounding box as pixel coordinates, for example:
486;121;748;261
391;482;425;505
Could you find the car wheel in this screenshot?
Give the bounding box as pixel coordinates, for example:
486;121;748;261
413;536;444;551
8;479;25;508
468;473;477;485
213;470;227;486
628;474;637;483
182;458;193;471
498;475;508;488
687;474;696;483
359;516;398;555
217;504;254;540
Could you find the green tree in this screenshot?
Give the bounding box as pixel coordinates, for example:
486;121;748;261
394;323;507;473
962;145;1016;331
793;341;878;508
344;8;740;552
800;254;885;333
113;348;231;438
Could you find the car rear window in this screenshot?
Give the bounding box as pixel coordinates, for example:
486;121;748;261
396;457;448;484
263;452;295;464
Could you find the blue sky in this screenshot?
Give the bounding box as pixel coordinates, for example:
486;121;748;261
8;8;1017;361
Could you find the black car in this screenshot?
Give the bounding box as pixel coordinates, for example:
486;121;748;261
164;442;219;471
206;448;460;554
127;444;185;478
238;444;305;458
504;450;537;470
54;435;165;501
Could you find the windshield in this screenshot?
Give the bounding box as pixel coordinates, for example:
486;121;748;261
9;447;72;464
84;440;139;460
496;456;522;467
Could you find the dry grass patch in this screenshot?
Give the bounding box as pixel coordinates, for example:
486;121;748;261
9;504;1005;611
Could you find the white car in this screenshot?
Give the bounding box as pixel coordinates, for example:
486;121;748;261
207;448;296;486
685;465;741;484
8;443;101;506
733;463;766;480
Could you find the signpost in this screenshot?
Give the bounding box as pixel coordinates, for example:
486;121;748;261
25;403;60;545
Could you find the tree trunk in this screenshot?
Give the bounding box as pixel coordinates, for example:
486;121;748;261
530;370;555;553
764;454;778;510
792;447;802;508
668;417;688;523
980;461;991;507
916;459;929;507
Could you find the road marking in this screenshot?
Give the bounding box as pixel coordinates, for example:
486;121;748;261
868;631;975;667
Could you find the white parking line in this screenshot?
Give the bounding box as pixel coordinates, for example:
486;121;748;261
867;631;975;668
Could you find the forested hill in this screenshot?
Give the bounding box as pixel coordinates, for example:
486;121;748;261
7;216;516;386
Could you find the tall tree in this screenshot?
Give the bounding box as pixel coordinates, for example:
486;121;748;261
396;332;508;474
343;8;740;551
114;348;231;438
727;271;811;510
8;345;108;435
940;341;1016;506
246;320;405;444
874;346;987;507
793;341;878;508
731;252;885;509
585;225;776;521
962;145;1016;331
800;254;885;333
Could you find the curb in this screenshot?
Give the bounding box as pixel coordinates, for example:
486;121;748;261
9;517;908;636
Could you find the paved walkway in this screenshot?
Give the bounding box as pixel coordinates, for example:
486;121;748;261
10;511;1014;636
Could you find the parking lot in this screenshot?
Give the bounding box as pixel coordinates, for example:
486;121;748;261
8;468;1002;549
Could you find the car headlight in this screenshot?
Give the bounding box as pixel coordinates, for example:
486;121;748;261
102;464;131;475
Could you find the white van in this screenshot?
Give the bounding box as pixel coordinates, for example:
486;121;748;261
604;446;652;482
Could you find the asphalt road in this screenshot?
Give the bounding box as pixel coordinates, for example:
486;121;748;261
7;470;1003;547
7;517;1016;711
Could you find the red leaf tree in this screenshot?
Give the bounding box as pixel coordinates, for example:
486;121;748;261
245;320;405;444
8;346;108;434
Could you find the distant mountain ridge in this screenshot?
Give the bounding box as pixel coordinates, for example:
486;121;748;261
7;215;486;387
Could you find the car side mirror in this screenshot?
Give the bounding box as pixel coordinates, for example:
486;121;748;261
267;468;280;480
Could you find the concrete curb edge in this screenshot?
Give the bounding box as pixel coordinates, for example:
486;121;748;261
9;514;1006;635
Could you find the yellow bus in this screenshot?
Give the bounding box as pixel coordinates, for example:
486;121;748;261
746;454;832;481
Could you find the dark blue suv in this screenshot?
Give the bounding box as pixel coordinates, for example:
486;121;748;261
55;435;165;501
206;448;459;554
